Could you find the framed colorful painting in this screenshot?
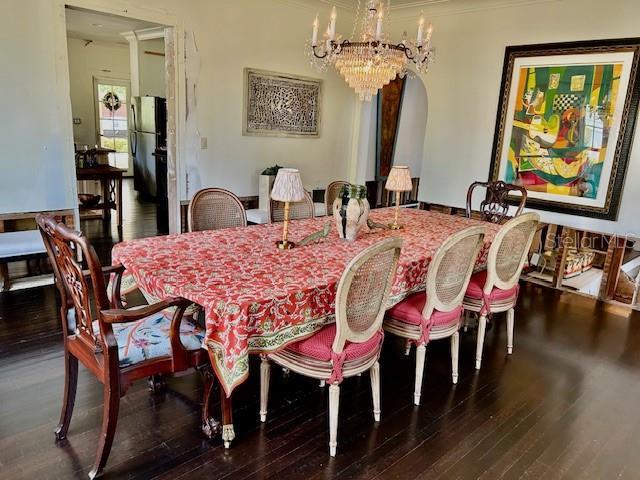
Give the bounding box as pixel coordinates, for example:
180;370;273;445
489;38;640;220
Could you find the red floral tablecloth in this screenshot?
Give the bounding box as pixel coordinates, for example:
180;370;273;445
112;208;499;395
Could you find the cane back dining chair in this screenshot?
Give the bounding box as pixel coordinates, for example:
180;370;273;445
463;212;540;370
188;187;247;232
269;191;315;223
384;226;486;405
325;181;350;216
259;238;402;456
36;215;207;479
466;180;528;224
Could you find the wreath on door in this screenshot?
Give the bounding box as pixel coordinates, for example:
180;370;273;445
102;91;121;111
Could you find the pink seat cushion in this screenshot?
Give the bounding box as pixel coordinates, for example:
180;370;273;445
286;324;382;362
465;270;518;301
387;292;462;327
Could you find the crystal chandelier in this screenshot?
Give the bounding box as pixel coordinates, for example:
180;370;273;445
307;0;435;101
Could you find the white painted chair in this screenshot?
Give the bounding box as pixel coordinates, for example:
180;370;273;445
463;212;540;370
384;226;486;405
259;237;402;456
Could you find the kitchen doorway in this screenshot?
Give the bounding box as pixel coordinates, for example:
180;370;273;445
64;4;179;238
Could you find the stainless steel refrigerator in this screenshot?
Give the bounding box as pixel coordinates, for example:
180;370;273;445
130;96;166;199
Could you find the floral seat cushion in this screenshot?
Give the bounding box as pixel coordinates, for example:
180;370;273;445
92;313;205;368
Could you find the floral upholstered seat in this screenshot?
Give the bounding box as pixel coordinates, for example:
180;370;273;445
92;313;205;368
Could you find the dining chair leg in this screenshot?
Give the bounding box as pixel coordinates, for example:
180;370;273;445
260;356;270;423
476;314;488;370
88;380;120;479
506;308;515;355
319;380;326;387
54;352;78;441
404;339;412;356
370;362;381;422
451;332;459;385
328;384;340;457
414;344;427;406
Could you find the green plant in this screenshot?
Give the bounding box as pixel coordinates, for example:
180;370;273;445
261;165;283;176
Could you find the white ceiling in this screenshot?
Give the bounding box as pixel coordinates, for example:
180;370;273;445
314;0;557;14
65;7;161;44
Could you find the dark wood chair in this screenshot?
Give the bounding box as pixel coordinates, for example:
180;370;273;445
466;180;528;224
36;214;209;479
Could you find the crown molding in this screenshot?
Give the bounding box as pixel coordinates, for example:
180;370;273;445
387;0;562;21
278;0;355;13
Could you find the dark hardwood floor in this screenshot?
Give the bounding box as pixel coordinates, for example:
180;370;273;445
2;184;640;479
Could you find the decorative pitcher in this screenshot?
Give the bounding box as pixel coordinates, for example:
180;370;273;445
333;184;370;241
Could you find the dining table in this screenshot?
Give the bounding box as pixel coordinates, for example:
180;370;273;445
111;207;500;447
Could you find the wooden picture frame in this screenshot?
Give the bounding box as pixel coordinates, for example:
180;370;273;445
489;38;640;220
243;68;322;138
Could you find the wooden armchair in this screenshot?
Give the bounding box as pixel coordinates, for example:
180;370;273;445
466;180;527;224
36;215;208;479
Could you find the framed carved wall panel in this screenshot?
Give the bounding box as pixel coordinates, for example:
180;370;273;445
243;68;322;138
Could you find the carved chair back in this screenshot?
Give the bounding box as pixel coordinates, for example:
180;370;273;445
325;181;350;216
188;187;247;232
332;238;402;353
466;180;527;224
37;214;110;350
422;226;486;319
269;191;315;223
484;212;540;293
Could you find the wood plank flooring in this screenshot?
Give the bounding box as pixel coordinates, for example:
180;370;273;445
2;184;640;479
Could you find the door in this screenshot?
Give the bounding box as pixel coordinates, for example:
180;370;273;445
94;77;132;174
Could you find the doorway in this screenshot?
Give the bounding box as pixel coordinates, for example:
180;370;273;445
64;5;176;238
94;77;132;173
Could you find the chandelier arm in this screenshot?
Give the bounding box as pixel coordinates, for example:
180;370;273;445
312;45;329;59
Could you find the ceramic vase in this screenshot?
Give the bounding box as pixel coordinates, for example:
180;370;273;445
333;185;369;241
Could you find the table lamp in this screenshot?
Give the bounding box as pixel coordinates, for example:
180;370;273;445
271;168;305;249
385;166;413;230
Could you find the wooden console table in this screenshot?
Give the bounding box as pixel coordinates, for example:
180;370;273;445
76;166;126;231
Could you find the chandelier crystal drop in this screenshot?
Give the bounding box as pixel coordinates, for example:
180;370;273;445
307;0;435;101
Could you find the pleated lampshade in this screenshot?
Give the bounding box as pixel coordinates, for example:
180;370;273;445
385;166;413;192
271;168;305;202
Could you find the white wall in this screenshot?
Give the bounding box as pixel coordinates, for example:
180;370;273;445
67;37;130;147
0;0;357;217
180;0;357;198
409;0;640;236
138;38;165;97
0;0;77;214
394;76;427;177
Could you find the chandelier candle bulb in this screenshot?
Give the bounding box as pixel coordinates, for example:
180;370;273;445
417;15;425;46
329;6;337;40
312;15;319;46
376;9;383;41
